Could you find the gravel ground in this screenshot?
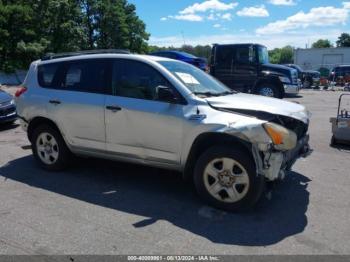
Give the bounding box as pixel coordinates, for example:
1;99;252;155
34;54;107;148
0;89;350;255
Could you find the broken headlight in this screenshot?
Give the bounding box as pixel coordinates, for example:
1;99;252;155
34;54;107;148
263;122;297;151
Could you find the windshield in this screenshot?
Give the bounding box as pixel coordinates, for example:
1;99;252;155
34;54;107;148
159;60;234;96
258;46;269;64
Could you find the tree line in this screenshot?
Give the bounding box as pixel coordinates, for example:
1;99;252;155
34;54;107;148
311;33;350;48
1;0;350;72
0;0;149;72
265;33;350;65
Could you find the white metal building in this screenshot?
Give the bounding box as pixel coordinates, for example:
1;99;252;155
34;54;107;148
294;47;350;71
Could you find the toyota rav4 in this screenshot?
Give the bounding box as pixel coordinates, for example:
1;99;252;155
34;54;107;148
15;50;311;211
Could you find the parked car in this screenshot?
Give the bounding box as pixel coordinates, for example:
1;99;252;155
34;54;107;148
210;44;299;99
0;89;17;124
329;65;350;86
304;70;320;89
16;50;311;211
150;51;208;71
284;64;320;89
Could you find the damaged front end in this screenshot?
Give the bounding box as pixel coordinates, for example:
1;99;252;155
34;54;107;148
222;108;311;181
252;134;311;181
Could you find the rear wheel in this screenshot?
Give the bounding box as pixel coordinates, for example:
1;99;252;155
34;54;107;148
31;125;71;171
255;84;281;98
331;135;338;146
193;146;265;212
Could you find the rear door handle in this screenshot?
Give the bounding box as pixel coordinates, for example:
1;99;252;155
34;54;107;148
49;100;61;105
106;105;122;112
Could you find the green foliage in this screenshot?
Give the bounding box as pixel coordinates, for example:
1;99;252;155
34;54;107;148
268;46;294;64
0;0;149;72
312;39;333;48
336;33;350;47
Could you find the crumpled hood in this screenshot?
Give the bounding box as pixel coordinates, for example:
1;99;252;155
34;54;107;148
205;93;309;124
0;90;12;104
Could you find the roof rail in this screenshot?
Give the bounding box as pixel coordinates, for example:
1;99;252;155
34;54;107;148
41;49;130;61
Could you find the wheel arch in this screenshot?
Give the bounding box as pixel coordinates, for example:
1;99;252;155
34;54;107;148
254;77;284;98
27;117;62;143
183;132;254;181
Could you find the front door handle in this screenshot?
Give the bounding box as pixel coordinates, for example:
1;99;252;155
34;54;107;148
49;100;61;105
106;105;122;112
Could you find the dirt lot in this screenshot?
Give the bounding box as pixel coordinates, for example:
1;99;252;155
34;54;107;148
0;89;350;255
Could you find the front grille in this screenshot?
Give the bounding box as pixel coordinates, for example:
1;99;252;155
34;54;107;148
0;106;16;117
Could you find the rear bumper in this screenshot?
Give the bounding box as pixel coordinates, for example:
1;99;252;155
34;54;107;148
284;84;300;95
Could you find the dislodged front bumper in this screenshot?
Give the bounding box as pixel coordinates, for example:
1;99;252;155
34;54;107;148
255;135;311;181
283;135;311;171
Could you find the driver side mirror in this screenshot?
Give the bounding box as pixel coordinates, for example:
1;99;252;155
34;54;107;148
157;85;178;103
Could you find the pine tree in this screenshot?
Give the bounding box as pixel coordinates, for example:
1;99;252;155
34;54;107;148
0;0;150;72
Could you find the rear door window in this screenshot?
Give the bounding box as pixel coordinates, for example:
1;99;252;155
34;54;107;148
38;63;61;88
60;59;110;94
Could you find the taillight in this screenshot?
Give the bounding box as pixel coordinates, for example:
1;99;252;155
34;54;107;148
15;86;27;97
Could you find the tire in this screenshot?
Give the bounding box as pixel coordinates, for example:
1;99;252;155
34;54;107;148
193;146;265;212
31;124;71;171
331;135;338;146
255;84;281;98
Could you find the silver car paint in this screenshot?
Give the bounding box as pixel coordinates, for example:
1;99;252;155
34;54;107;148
16;54;310;180
204;93;309;124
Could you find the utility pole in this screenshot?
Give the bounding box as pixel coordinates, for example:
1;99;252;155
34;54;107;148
181;31;186;46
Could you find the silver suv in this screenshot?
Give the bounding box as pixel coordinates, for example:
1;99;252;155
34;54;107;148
16;51;311;211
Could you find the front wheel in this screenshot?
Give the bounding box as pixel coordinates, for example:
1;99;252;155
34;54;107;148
193;146;265;212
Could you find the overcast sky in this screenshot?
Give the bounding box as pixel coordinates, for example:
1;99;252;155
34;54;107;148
128;0;350;49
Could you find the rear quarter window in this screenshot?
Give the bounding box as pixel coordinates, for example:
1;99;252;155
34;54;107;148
38;63;60;88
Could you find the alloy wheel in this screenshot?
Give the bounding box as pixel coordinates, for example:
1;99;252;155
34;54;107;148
203;158;250;203
259;87;275;97
36;132;59;165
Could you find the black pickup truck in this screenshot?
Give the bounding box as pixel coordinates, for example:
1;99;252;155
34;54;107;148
210;43;300;98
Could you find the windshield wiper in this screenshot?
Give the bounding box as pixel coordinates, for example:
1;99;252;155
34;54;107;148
216;91;236;96
193;91;220;97
193;90;236;97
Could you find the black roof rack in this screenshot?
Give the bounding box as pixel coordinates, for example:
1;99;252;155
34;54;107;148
41;49;130;61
